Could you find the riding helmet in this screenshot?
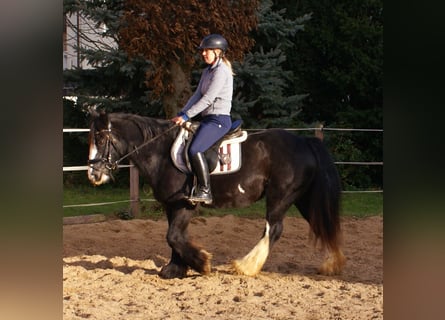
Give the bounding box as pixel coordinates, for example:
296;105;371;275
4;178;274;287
198;34;228;52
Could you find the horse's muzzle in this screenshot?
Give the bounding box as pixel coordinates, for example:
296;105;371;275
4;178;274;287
87;161;112;186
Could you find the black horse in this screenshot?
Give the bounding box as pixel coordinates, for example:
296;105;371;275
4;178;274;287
87;111;345;279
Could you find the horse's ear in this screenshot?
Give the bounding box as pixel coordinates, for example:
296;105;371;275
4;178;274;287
88;106;100;119
87;106;107;119
87;106;109;130
95;109;110;129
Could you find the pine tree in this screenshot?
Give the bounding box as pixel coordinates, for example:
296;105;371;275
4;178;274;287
63;0;155;116
232;0;311;128
284;0;383;128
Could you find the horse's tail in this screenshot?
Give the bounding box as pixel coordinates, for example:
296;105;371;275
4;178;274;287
302;137;342;253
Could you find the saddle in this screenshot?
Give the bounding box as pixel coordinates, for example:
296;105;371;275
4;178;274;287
171;119;248;175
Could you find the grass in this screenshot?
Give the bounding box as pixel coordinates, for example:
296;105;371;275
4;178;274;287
64;185;383;219
340;192;383;217
63;184;164;219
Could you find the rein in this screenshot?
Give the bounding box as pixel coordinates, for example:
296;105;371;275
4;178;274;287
89;123;178;170
115;124;178;165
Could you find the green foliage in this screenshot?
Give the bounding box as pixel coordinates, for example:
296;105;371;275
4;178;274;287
254;0;309;52
64;56;158;115
232;0;310;128
64;0;159;115
325;129;383;190
233;47;307;128
283;0;383;126
272;0;383;189
64;0;124;37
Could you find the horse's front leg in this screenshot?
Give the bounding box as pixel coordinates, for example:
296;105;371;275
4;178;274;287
159;204;212;279
159;250;188;279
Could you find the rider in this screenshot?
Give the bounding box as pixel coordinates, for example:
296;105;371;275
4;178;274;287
171;34;234;204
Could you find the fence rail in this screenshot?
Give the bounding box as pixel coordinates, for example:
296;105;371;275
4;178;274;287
63;128;90;132
63;126;383;216
63;164;132;172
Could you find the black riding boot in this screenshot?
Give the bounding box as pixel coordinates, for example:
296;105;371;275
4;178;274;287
189;152;213;204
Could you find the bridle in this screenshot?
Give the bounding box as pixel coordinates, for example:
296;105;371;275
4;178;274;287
88;123;178;171
87;127;119;171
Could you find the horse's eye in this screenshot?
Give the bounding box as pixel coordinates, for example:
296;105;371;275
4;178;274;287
96;135;106;146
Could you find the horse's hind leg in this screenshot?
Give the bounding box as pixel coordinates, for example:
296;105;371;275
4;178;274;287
232;197;290;276
296;199;346;275
232;221;271;276
159;205;212;279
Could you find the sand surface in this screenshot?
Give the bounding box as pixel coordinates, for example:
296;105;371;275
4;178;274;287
63;215;383;319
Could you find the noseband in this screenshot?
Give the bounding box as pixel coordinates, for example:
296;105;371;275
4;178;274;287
88;124;178;171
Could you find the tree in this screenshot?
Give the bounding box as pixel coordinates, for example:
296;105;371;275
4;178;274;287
274;0;383;189
119;0;259;118
282;0;383;128
63;0;155;116
232;0;311;128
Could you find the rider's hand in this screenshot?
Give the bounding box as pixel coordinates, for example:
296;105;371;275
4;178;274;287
171;115;185;126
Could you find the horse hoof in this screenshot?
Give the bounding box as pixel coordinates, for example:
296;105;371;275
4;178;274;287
199;249;212;275
158;263;188;279
318;250;346;275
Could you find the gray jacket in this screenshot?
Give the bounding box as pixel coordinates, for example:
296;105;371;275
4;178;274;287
181;59;233;119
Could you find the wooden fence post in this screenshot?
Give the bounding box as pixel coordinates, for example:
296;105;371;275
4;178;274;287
315;123;324;140
129;161;140;218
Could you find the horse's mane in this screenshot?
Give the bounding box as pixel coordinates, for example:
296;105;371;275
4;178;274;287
109;113;173;142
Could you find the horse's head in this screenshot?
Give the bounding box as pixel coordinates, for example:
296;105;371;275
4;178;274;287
87;111;121;186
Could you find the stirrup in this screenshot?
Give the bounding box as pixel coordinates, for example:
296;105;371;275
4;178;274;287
188;186;213;204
